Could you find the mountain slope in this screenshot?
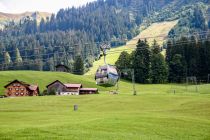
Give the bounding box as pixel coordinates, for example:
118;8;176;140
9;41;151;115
86;20;178;76
0;11;51;29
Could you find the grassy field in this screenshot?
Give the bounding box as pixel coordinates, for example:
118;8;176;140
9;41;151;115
1;20;210;140
86;20;178;75
0;93;210;140
0;71;210;139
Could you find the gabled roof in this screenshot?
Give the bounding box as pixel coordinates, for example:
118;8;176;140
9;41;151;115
28;85;39;91
4;79;30;88
55;64;70;69
46;80;65;88
64;84;82;88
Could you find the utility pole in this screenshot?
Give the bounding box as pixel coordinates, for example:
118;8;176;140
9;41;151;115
100;43;110;65
132;69;137;95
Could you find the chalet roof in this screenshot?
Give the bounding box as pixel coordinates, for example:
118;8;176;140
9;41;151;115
4;79;30;88
28;85;39;91
64;84;82;88
46;80;65;88
55;64;70;69
80;88;98;91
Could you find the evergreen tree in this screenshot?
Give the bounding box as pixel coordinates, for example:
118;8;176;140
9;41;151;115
15;48;23;63
4;52;12;65
132;39;151;83
115;51;131;69
150;40;168;83
73;55;84;75
165;40;173;63
151;39;161;54
168;54;187;82
4;52;12;70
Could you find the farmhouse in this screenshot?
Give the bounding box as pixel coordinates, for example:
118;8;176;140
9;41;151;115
46;80;66;95
4;80;39;97
55;64;70;72
46;80;98;95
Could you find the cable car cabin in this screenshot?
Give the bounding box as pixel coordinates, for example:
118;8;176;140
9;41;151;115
95;65;119;86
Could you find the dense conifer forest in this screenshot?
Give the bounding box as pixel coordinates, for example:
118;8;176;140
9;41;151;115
0;0;209;81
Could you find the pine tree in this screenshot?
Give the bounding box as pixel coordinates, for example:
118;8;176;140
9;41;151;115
132;39;151;83
150;40;168;83
15;48;23;63
4;52;12;65
166;40;173;63
4;52;12;70
151;39;160;54
115;51;131;69
73;55;84;75
169;54;187;83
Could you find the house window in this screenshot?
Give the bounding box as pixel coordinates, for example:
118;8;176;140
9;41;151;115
8;88;12;91
20;93;24;96
13;84;16;87
17;84;20;87
21;88;24;91
15;93;19;96
16;88;19;91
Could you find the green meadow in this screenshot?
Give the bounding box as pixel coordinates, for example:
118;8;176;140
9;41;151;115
0;71;210;139
0;20;208;139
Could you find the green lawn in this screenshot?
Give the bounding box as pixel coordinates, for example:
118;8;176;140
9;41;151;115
0;71;210;139
0;94;210;140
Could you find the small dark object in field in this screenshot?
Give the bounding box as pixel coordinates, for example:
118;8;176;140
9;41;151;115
0;95;6;98
74;105;78;111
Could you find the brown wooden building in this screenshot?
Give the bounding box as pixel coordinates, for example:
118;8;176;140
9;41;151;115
79;88;98;95
64;84;82;95
4;80;39;97
55;64;70;72
46;80;98;95
46;80;66;95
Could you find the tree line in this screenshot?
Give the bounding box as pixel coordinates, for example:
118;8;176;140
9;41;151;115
0;30;98;74
116;35;210;83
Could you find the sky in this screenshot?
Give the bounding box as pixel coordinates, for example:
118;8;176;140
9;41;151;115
0;0;96;13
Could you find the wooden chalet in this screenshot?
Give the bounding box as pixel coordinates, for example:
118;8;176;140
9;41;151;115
46;80;66;95
64;84;82;95
46;80;98;95
55;64;70;72
4;80;39;97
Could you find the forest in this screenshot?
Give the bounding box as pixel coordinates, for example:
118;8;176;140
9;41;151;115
116;34;210;83
0;0;209;79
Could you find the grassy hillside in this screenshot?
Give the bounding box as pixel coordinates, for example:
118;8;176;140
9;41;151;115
0;71;209;96
0;94;210;139
0;71;111;95
0;71;209;139
86;20;178;75
128;20;178;46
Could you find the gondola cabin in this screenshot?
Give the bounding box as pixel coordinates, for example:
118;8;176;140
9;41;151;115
95;64;119;86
